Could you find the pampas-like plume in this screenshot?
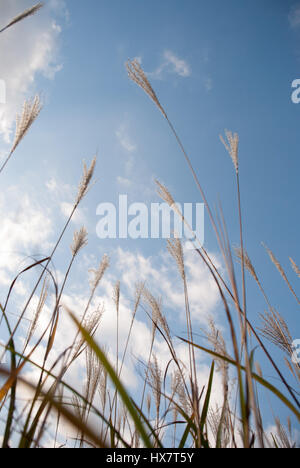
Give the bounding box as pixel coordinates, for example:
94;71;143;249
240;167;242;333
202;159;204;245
234;247;259;283
11;95;42;156
27;278;49;344
89;254;110;292
289;258;300;278
149;355;162;423
72;305;104;361
263;243;300;305
167;238;185;280
155;180;175;207
76;157;97;204
259;308;293;356
0;3;44;34
204;318;229;396
126;59;167;118
113;281;121;311
71;227;88;257
143;288;171;342
220;130;239;174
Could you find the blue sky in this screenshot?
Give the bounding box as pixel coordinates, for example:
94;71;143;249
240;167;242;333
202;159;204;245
0;0;299;445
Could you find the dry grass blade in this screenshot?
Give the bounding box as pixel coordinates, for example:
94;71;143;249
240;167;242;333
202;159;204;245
220;130;239;174
0;3;44;34
126;59;167;118
274;418;293;449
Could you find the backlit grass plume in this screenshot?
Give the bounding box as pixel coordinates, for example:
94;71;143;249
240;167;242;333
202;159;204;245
220;130;239;174
0;96;42;175
126;59;167;118
0;3;44;34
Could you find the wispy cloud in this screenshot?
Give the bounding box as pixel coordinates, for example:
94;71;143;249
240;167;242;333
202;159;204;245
149;50;191;80
289;4;300;28
117;176;132;188
115;123;137;153
0;0;65;142
204;76;213;92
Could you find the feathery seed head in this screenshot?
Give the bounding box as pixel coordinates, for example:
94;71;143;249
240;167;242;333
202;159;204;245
11;95;42;155
76;157;97;204
289;258;300;278
126;59;167;118
71;226;88;257
220;130;239;174
234;246;258;283
167;238;185;280
89;254;110;291
259;308;293;355
0;3;44;34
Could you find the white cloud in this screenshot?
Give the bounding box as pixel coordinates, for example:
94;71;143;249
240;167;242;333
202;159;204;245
149;50;191;80
289;4;300;28
204;77;213;92
0;0;65;142
116;123;137;153
60;201;85;225
115;246;221;326
0;186;53;280
117;176;132;188
163;50;191;77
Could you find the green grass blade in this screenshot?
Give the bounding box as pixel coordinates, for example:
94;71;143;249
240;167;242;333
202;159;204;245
70;312;153;448
179;337;300;421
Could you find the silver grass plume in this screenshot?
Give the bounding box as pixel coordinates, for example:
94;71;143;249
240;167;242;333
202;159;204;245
155;180;185;223
167;238;185;280
89;254;110;292
220;130;239;174
71;227;88;257
234;246;259;283
126;59;167;118
143;288;171;342
27;278;49;344
72;305;104;361
113;280;121;311
10;95;42;155
263;243;300;304
76;157;97;204
290;258;300;278
259;308;293;356
149;355;162;422
0;3;44;34
204;318;229;396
